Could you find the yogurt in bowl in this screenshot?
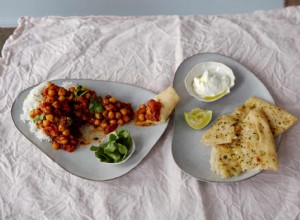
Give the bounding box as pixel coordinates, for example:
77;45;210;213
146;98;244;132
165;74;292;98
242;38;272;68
184;62;235;102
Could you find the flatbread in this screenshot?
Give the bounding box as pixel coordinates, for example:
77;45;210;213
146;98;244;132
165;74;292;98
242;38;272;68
134;86;180;126
201;114;238;145
154;86;180;124
204;96;296;178
210;109;278;178
233;96;297;137
202;96;297;145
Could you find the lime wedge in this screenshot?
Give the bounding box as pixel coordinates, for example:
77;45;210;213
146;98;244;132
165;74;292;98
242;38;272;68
184;108;212;130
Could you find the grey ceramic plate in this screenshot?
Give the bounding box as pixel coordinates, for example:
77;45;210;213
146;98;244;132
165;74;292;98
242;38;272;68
12;79;169;181
172;53;279;183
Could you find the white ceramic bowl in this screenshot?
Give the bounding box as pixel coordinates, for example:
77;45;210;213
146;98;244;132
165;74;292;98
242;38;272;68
184;61;235;102
100;131;136;165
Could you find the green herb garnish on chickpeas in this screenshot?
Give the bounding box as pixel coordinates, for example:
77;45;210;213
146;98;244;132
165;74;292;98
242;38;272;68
89;98;104;113
74;85;88;97
33;113;45;123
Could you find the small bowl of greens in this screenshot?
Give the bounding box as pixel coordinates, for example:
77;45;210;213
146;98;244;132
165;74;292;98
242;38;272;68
90;129;135;164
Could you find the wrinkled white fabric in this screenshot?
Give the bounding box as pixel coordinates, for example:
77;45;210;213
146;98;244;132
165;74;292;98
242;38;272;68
1;6;300;220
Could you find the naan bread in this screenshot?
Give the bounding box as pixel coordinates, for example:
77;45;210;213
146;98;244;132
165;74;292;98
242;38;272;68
154;86;180;124
233;96;297;137
204;96;296;178
210;109;278;178
203;96;297;145
201;115;238;145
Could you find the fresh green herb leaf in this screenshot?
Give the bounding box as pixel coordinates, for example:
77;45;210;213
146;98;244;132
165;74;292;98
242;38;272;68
74;85;88;97
90;146;99;151
90;129;133;163
94;147;113;162
33;113;45;123
66;117;73;126
89;98;104;114
109;134;117;142
118;144;128;155
104;142;118;153
105;151;121;162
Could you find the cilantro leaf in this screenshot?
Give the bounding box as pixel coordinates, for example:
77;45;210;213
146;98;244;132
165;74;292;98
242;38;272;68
118;144;128;155
33;113;45;123
109;134;117;142
74;85;88;97
90;129;133;163
89;98;104;114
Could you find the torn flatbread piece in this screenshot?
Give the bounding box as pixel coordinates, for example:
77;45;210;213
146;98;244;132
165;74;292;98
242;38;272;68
201;114;238;145
233;96;297;137
135;86;180;126
210;109;278;178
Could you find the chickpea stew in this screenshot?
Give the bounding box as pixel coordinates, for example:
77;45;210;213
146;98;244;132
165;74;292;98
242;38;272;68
29;82;134;152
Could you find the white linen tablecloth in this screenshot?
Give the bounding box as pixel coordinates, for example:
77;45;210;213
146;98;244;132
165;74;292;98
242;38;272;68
1;6;300;220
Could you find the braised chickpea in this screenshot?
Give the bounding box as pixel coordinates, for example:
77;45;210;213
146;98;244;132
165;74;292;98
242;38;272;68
85;93;91;99
45;96;55;103
115;112;122;119
58;96;65;101
43;120;51;127
43;106;52;114
46;82;53;88
120;108;129;116
138;114;145;121
103;98;109;105
117;119;124;126
110;119;117;125
95;112;101;119
58;124;67;132
62;129;70;136
46;114;54;121
94;119;101;126
29;110;36;118
50;129;59;137
52;141;60;150
146;108;152;115
60;137;69;145
101;121;108;128
48;89;56;97
109;97;116;103
58;88;66;96
108;111;115;120
52;101;60;109
139;104;147;109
